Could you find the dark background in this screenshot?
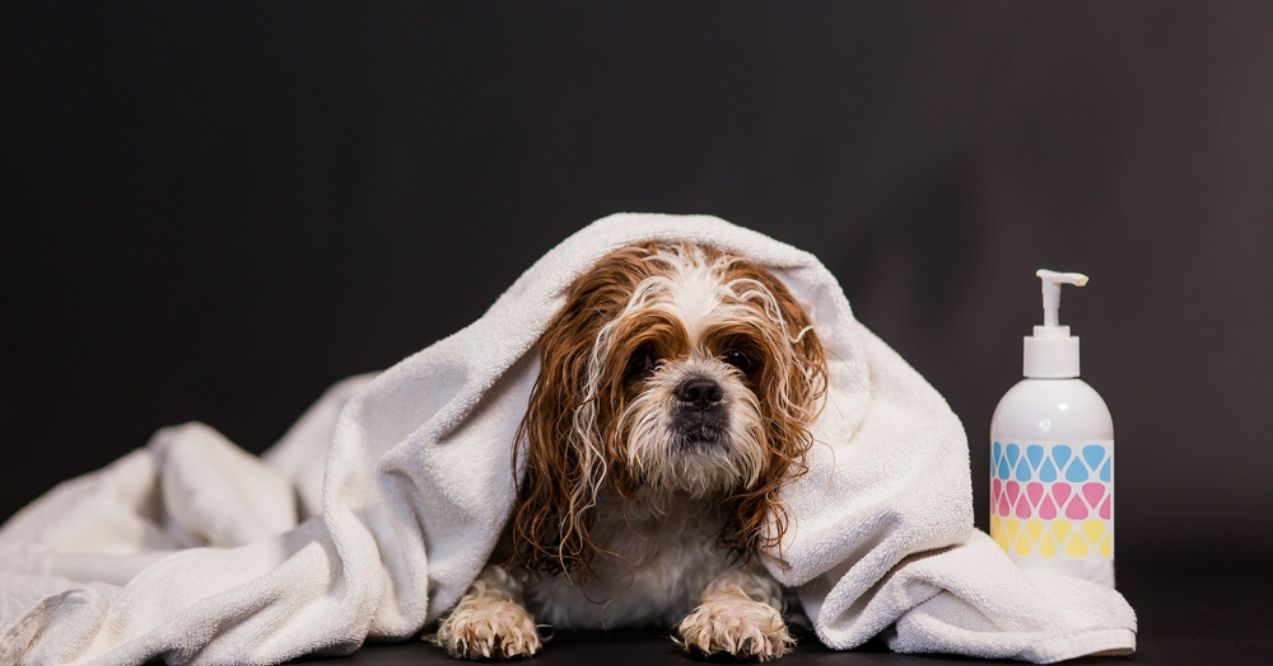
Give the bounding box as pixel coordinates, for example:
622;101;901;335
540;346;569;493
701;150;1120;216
4;0;1271;589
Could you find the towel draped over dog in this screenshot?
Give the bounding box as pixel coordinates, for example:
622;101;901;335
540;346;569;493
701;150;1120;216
0;214;1136;664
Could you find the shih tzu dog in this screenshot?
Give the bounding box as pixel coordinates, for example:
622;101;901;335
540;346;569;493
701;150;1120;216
435;242;828;661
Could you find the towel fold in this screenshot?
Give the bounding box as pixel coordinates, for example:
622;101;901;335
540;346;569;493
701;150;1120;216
0;213;1135;665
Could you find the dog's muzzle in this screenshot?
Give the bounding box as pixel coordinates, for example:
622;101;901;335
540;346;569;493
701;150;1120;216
672;377;728;449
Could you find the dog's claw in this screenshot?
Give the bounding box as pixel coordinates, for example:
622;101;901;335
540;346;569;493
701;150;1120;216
677;599;794;661
434;599;543;660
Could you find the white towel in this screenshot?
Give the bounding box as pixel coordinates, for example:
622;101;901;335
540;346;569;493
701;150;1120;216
0;213;1136;665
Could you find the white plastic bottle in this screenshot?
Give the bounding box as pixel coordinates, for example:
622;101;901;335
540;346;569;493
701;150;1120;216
990;269;1115;586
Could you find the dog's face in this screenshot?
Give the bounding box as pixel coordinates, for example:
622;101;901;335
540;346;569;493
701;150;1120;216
595;246;814;498
513;242;827;576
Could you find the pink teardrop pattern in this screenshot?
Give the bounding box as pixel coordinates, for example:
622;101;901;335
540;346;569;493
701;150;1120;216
1015;496;1031;518
1065;491;1089;520
1015;482;1041;519
1026;482;1044;507
1037;494;1058;519
1082;483;1105;510
1051;483;1072;510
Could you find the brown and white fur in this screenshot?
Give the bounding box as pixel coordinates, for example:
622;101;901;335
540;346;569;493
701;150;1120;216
435;242;827;661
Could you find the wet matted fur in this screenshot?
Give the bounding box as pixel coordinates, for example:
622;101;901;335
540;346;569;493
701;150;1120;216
436;242;827;661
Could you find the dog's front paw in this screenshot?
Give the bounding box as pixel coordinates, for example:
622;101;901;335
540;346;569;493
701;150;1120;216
676;599;794;661
435;598;543;660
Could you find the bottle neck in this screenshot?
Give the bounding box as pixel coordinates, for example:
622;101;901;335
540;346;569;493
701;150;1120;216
1023;335;1080;378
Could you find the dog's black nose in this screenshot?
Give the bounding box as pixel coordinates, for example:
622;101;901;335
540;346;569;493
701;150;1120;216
675;377;723;409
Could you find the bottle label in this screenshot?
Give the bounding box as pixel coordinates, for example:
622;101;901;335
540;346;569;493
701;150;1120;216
990;440;1113;560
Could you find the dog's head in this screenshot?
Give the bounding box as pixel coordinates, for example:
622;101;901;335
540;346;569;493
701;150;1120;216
512;242;827;577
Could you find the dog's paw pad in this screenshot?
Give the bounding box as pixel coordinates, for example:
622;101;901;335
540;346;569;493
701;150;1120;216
435;599;543;660
676;600;793;661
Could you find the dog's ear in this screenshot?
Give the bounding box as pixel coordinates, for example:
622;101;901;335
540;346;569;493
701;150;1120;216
509;246;654;578
757;267;828;444
509;299;596;578
720;263;828;565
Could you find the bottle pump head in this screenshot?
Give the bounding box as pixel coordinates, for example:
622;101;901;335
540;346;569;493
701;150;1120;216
1024;269;1089;378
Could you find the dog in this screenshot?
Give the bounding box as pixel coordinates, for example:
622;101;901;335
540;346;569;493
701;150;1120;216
435;241;828;661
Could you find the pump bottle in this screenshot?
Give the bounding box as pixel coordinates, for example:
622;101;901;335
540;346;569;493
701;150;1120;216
990;269;1115;586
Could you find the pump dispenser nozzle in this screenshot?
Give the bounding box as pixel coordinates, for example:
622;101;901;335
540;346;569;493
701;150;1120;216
1024;268;1089;378
1036;269;1089;327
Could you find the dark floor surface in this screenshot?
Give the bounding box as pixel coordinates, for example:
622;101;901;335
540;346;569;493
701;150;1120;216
288;566;1271;665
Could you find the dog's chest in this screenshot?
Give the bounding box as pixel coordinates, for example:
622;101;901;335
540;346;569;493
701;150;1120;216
523;499;733;629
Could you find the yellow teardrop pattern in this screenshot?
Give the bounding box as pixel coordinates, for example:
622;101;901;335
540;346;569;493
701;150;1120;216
1065;532;1088;557
1052;519;1071;545
1005;518;1020;547
1026;519;1044;544
1099;533;1114;558
1082;519;1104;546
1015;532;1032;556
1039;533;1058;558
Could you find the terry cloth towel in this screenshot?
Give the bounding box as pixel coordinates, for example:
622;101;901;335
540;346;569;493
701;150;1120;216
0;214;1137;665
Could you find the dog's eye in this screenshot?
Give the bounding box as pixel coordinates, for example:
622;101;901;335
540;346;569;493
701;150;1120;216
625;345;657;379
723;349;753;372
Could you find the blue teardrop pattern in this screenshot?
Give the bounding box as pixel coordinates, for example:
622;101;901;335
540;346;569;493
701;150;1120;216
992;442;1111;483
1026;445;1044;471
1014;456;1032;481
1082;445;1106;473
1065;458;1089;482
1052;445;1072;472
1038;458;1058;482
